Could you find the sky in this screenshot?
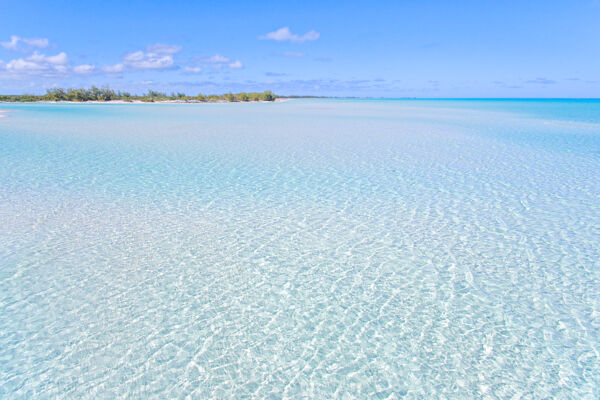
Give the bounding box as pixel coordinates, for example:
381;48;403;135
1;0;599;97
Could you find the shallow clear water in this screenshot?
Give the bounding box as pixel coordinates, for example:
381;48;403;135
1;100;599;398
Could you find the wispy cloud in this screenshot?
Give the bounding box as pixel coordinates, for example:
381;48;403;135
493;80;523;89
260;27;320;43
146;43;182;55
1;36;20;49
526;77;556;85
188;54;243;71
283;51;304;57
265;72;288;77
228;60;243;69
1;35;49;51
314;56;332;62
183;66;202;74
200;54;230;63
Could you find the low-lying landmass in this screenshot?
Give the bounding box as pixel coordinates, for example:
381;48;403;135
0;87;279;103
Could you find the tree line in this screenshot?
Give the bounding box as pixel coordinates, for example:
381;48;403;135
0;87;277;102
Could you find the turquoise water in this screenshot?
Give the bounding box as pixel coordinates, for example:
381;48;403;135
1;100;599;398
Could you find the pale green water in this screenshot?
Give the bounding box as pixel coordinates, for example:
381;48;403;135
1;100;599;398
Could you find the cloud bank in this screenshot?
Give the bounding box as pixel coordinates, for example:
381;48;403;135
104;43;182;72
0;34;250;86
0;50;95;78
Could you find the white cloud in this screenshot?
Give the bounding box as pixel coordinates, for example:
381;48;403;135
203;54;230;63
1;35;49;50
0;36;19;50
0;37;93;79
119;44;181;70
0;40;246;81
228;60;243;69
187;54;243;72
73;64;95;74
3;51;70;76
28;51;68;65
260;27;319;43
122;50;172;69
98;44;181;74
23;37;49;48
6;58;41;71
184;66;202;73
103;63;125;73
0;50;103;79
97;43;182;75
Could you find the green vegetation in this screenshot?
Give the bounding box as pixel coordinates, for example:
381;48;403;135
0;87;278;103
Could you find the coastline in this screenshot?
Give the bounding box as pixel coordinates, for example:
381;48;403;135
0;98;291;105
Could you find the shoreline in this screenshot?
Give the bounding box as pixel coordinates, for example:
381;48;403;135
0;98;291;105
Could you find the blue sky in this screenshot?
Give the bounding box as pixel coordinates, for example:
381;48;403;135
1;0;599;97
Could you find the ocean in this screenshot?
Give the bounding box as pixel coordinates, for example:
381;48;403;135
1;99;599;398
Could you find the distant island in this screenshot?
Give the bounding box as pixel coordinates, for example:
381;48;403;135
0;87;281;103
